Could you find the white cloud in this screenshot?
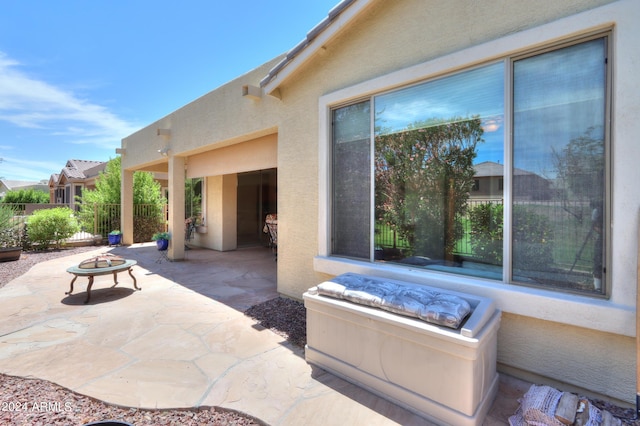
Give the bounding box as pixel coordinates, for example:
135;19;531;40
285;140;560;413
0;155;60;182
0;52;140;148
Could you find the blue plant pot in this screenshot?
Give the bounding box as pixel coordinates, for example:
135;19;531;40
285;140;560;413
156;238;169;251
108;234;122;245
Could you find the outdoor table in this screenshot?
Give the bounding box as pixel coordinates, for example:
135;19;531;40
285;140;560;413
66;259;139;303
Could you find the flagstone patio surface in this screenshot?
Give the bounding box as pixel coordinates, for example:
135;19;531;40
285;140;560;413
0;243;530;425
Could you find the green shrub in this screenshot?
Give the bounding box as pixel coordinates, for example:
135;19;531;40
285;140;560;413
512;206;554;272
1;188;49;204
469;203;554;271
27;207;80;250
134;215;165;243
468;203;504;265
151;231;171;241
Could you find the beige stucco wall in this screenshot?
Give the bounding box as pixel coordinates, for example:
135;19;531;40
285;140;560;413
272;0;636;404
120;57;284;174
120;0;639;404
498;312;635;400
273;0;617;295
193;174;237;251
187;134;277;179
120;58;283;253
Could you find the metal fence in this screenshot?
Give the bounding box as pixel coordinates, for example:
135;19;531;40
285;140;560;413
1;203;167;245
374;197;594;272
455;198;504;258
374;199;503;253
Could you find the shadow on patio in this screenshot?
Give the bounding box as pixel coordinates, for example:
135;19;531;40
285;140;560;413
108;243;278;312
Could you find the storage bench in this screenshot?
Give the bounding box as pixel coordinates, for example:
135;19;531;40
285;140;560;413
303;273;500;426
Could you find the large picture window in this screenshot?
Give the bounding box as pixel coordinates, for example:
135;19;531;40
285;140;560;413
331;35;608;294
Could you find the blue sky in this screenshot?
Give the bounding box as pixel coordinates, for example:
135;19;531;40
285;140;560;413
0;0;340;182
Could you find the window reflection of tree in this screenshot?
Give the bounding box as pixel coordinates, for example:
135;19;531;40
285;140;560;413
375;116;483;262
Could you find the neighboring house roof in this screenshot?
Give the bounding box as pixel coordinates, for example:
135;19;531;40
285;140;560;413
473;161;539;178
1;179;47;190
83;162;107;178
50;159;106;185
260;0;368;95
473;161;504;178
63;159;106;180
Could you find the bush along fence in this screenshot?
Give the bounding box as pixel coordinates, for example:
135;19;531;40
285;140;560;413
375;198;592;275
0;203;167;249
75;203;167;244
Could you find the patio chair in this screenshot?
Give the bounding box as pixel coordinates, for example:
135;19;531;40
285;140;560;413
263;213;277;260
185;217;196;250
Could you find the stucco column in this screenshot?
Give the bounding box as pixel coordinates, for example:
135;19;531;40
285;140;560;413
209;174;237;251
168;155;185;260
121;168;134;245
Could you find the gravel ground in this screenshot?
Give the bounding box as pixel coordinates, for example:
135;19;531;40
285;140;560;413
1;246;637;425
245;297;306;348
0;373;265;426
0;246;101;289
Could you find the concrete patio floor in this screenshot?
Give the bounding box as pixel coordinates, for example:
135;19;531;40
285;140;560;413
0;243;531;425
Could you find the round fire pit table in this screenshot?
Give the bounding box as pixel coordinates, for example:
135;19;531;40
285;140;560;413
66;255;139;304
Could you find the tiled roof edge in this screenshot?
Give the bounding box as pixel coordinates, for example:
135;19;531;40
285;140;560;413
259;0;357;88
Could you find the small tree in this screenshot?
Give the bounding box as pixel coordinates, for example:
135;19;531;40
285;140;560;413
78;157;166;241
552;127;605;223
27;207;80;250
375;116;483;260
86;158;122;204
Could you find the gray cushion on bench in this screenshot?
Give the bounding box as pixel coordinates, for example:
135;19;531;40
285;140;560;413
316;273;471;329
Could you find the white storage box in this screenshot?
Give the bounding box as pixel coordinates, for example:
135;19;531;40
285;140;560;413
304;273;500;426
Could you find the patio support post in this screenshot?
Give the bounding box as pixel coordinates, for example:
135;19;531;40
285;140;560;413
209;174;238;251
121;168;134;245
168;155;185;260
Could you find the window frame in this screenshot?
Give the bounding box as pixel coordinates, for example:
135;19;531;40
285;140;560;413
507;34;610;292
185;177;206;225
329;36;610;294
315;6;630;337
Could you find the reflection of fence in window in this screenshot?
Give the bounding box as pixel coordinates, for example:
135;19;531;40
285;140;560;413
455;199;594;274
375;197;595;275
374;223;410;251
454;199;504;258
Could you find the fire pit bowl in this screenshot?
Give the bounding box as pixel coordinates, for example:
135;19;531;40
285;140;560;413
66;254;139;303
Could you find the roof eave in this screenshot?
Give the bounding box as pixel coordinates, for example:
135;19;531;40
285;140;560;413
261;0;374;97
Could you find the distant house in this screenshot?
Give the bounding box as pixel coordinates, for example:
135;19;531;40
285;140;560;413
0;179;49;199
48;160;106;210
472;161;551;201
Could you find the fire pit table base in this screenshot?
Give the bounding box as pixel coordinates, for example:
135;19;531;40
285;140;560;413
66;259;139;303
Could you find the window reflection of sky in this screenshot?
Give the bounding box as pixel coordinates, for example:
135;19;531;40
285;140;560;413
513;38;605;176
372;38;605;177
374;62;505;166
